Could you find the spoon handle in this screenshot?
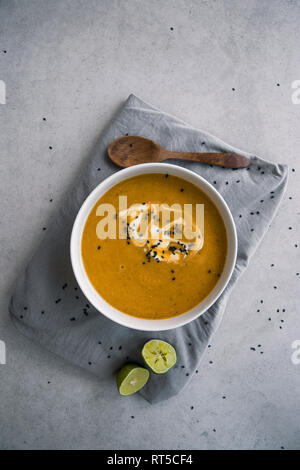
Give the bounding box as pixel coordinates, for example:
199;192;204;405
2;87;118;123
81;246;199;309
162;151;250;169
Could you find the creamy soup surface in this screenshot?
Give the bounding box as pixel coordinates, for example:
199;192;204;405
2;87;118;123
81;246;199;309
81;173;227;319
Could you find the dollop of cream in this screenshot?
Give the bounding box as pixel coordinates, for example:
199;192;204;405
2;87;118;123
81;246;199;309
119;203;203;264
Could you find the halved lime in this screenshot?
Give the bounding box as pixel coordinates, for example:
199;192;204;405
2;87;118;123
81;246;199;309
117;363;150;396
142;339;177;374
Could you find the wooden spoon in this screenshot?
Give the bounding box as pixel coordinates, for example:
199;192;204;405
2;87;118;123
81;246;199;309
108;136;250;169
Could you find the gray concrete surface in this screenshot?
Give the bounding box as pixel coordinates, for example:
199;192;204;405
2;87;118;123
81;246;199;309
0;0;300;450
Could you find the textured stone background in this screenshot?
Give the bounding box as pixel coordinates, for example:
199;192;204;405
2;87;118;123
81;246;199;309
0;0;299;450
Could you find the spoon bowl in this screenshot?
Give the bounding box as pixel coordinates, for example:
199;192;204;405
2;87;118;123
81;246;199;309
109;136;160;166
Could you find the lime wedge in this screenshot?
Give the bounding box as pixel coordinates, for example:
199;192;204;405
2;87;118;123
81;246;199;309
117;364;150;396
142;339;177;374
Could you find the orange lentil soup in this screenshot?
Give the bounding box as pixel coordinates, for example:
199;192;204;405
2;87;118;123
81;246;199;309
81;173;227;319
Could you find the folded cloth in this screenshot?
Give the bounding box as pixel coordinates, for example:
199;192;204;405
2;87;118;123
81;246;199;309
9;94;288;403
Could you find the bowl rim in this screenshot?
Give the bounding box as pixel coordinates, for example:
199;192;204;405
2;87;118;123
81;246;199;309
70;162;237;331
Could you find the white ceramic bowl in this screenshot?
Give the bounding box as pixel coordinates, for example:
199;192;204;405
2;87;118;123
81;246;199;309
70;163;237;331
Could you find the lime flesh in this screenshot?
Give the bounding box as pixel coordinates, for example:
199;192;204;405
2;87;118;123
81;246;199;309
142;339;177;374
117;364;150;396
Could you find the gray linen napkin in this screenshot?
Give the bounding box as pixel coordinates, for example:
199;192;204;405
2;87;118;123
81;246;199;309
9;94;288;403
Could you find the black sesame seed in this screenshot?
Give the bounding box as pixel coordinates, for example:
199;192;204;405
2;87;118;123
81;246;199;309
70;317;76;321
49;146;52;150
55;298;61;304
190;406;194;410
118;346;122;350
